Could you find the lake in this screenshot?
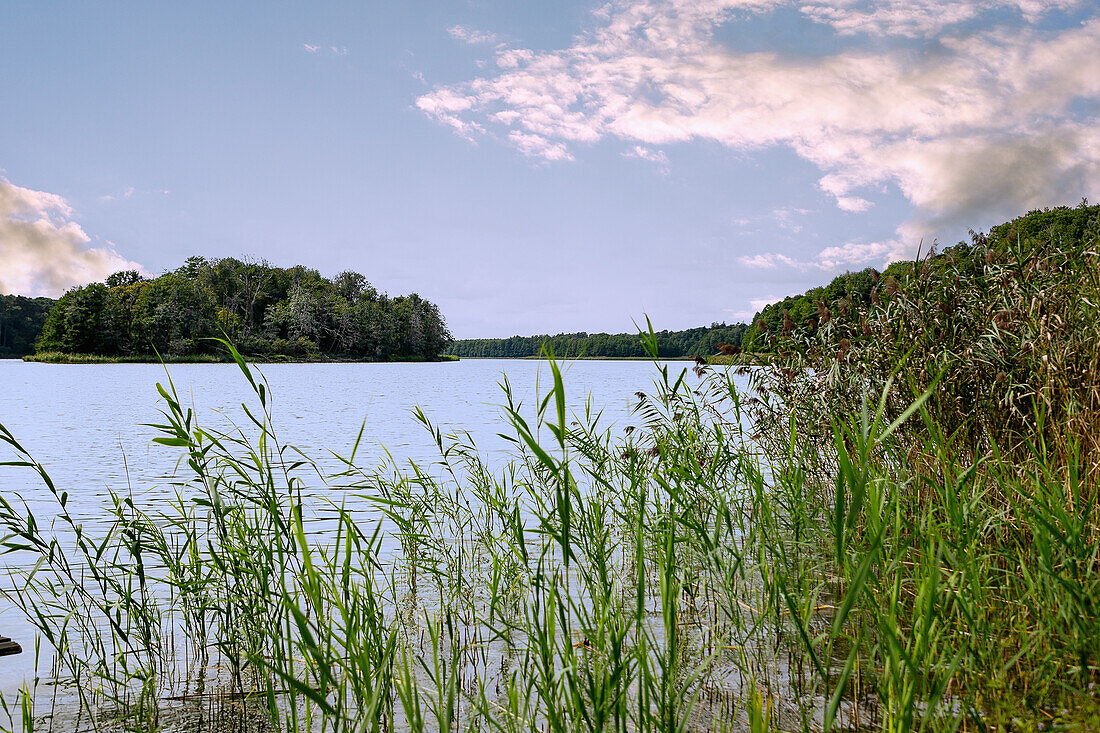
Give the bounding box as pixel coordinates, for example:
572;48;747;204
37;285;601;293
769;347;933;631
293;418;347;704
0;357;719;710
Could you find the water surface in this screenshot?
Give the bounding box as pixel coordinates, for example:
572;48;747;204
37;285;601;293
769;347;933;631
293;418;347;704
0;357;702;705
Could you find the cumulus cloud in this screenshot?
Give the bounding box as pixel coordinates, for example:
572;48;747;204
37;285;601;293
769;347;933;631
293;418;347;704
743;238;915;270
815;240;896;269
0;179;144;297
418;0;1100;270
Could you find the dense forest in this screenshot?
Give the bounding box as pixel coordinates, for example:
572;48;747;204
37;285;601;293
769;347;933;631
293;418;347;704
0;295;55;358
448;323;750;359
33;257;452;360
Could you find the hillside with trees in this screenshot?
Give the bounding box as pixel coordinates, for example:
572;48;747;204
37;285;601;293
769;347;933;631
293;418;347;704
448;323;750;359
742;201;1099;354
34;257;452;361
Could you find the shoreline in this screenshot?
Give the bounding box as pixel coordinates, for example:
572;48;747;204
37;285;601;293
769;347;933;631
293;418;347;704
21;353;461;365
443;354;766;365
15;352;765;366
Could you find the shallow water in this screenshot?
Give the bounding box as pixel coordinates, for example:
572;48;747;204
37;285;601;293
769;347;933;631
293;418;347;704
0;357;705;710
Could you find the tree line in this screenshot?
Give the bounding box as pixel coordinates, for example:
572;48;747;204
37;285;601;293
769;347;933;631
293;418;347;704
16;205;1084;362
32;257;452;360
448;323;751;359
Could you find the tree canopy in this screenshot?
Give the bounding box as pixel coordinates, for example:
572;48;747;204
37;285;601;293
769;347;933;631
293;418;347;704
448;323;750;359
36;257;452;360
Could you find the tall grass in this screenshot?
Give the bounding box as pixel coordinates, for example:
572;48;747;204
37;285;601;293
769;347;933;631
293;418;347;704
1;252;1098;733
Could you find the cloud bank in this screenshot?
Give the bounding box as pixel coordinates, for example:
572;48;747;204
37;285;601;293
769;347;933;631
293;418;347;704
0;179;143;297
418;0;1099;268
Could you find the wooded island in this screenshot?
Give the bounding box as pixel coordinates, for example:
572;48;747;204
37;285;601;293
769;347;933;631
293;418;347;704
23;257;453;361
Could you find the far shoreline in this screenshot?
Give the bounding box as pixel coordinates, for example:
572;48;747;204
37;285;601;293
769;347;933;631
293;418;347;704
20;353;461;365
10;353;764;366
441;354;763;365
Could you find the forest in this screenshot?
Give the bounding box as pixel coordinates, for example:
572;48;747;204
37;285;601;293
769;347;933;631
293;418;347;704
30;257;452;360
448;322;750;359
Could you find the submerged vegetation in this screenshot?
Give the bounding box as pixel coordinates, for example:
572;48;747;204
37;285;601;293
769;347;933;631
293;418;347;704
0;204;1097;731
34;257;452;361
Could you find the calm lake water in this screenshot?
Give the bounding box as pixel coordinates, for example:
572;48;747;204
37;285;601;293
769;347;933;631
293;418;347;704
0;357;715;707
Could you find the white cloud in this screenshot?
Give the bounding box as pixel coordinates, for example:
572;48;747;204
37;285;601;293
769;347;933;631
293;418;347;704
419;0;1100;260
728;294;797;320
0;179;144;297
302;43;346;56
815;239;895;269
741;237;916;270
770;206;814;232
623;144;670;172
746;235;932;271
448;25;503;45
507;131;574;161
738;252;807;268
732;207;815;234
799;0;1084;37
98;185;166;203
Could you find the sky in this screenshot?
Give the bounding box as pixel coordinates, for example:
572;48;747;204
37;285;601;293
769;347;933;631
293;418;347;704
1;0;1098;338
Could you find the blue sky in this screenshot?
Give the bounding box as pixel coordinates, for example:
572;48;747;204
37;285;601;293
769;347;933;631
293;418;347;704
2;0;1097;338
